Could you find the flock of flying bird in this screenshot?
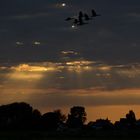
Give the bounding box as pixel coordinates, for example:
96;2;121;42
65;9;101;27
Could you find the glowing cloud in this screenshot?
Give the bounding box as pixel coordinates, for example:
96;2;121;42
61;50;78;55
33;41;41;45
10;64;57;72
66;61;94;66
16;42;24;46
8;72;43;80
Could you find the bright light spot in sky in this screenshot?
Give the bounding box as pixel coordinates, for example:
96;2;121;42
61;50;78;55
62;3;66;7
16;42;24;46
55;3;67;8
34;41;41;45
72;25;75;28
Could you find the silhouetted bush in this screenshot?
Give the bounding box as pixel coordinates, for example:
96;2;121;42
66;106;86;128
114;110;137;130
126;110;136;124
0;102;41;130
88;118;114;130
41;110;66;131
0;102;140;137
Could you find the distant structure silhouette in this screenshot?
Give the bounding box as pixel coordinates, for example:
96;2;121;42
88;118;114;130
126;110;136;124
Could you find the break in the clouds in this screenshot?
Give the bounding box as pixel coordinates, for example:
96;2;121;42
0;61;140;91
0;60;140;112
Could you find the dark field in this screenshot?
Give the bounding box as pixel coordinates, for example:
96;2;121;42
0;131;140;140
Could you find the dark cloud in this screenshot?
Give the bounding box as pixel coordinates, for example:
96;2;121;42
0;0;140;63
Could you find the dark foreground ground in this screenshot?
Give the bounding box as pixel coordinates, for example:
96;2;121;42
1;131;140;140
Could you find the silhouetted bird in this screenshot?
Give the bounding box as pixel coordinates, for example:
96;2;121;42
91;9;101;17
73;18;79;25
65;17;74;21
78;15;84;25
79;11;84;18
84;13;90;20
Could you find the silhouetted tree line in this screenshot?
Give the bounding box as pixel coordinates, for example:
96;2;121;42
1;102;140;134
0;102;86;131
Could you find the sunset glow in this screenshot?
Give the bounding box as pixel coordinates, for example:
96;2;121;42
0;0;140;123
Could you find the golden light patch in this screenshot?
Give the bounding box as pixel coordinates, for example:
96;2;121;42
66;61;93;66
11;64;57;72
8;72;43;80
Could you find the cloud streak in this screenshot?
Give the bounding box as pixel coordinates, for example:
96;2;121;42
0;61;140;91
